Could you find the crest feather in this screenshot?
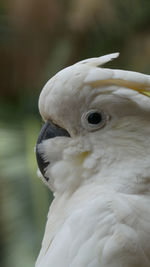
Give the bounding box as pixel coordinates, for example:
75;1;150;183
75;52;119;67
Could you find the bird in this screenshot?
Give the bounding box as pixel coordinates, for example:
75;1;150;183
35;53;150;267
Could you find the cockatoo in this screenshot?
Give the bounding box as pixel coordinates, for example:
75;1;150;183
35;53;150;267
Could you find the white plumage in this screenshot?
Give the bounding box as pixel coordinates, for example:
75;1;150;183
35;53;150;267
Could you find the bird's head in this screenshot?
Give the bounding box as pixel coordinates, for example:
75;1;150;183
36;53;150;194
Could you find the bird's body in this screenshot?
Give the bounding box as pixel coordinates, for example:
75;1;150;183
36;189;150;267
35;53;150;267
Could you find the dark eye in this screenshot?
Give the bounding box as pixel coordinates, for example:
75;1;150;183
81;109;108;131
87;112;102;124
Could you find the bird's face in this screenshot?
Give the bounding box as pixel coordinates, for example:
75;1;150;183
36;53;150;194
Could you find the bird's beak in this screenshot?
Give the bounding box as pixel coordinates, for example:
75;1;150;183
36;121;70;181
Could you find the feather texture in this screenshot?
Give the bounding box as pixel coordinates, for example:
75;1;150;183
35;53;150;267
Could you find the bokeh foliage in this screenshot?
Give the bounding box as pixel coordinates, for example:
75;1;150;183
0;0;150;266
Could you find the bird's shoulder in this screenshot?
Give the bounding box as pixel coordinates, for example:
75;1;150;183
36;190;150;267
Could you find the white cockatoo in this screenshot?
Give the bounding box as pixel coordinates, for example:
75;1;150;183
35;53;150;267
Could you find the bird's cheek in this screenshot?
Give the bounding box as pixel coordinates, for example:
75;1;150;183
38;137;69;163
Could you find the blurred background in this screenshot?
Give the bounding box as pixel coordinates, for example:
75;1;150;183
0;0;150;266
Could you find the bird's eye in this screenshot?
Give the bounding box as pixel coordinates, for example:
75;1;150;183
81;110;108;131
87;112;102;124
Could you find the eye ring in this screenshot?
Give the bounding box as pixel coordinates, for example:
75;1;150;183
81;109;108;131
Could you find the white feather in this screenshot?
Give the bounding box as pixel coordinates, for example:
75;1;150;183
36;53;150;267
75;52;119;66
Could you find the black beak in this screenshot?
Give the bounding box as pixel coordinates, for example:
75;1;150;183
36;121;70;181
